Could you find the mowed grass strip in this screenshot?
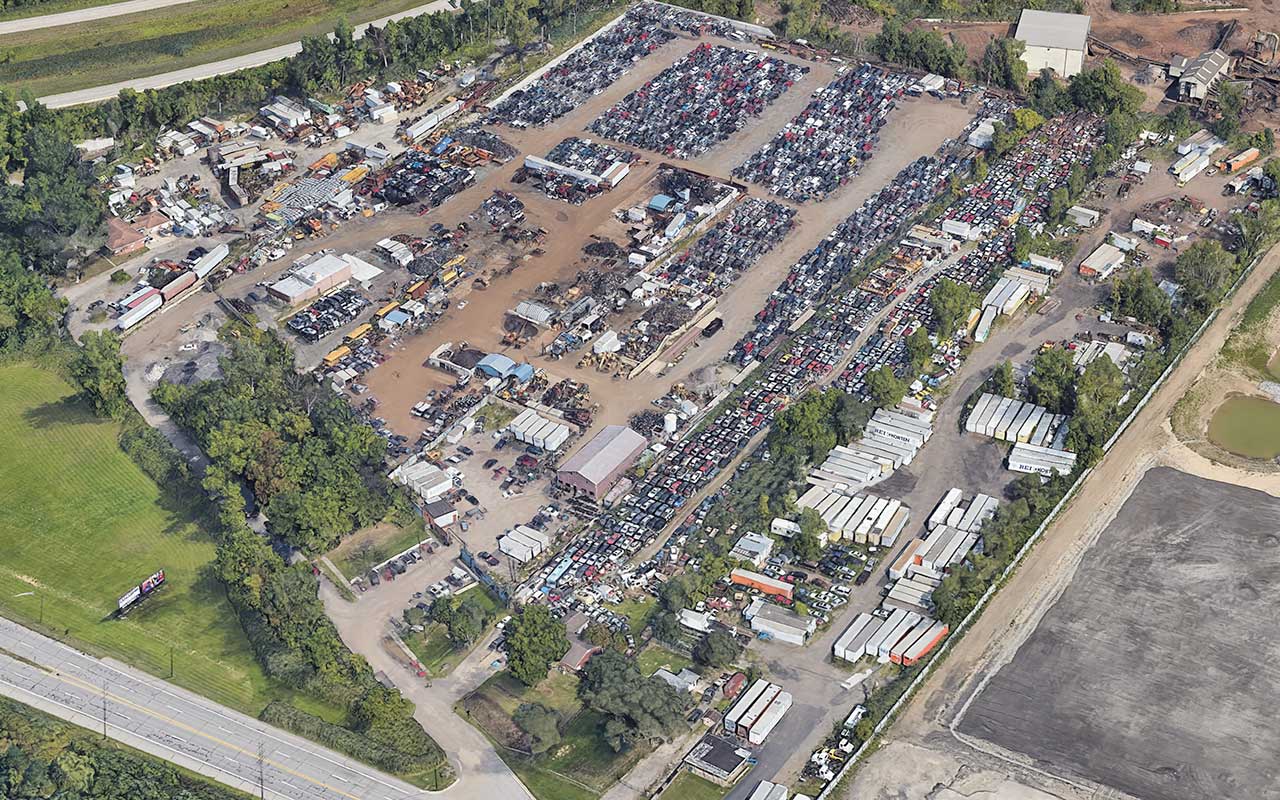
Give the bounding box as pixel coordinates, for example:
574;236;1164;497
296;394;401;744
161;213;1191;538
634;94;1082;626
0;0;432;95
0;364;277;713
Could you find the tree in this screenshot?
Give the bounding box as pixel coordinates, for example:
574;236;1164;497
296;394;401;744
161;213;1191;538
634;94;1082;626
1174;239;1236;311
905;327;933;372
1028;68;1069;117
930;277;977;338
513;703;561;754
1109;268;1170;327
1068;356;1125;451
1026;346;1075;413
693;630;741;668
794;507;826;564
1011;225;1033;263
987;360;1016;398
979;37;1027;91
578;650;687;751
1067;61;1143;115
71;330;128;417
1238;198;1280;262
1214;82;1245;140
504;604;568;686
865;365;907;409
1047;186;1070;223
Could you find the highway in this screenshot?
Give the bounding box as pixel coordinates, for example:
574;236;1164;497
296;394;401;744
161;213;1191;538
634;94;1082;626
0;616;430;800
0;0;201;35
35;0;454;109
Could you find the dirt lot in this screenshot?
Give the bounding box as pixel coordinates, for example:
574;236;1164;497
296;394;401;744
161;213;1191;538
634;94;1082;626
958;466;1280;800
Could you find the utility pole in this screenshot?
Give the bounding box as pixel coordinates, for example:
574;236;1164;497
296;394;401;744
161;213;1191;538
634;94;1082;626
258;742;266;800
101;681;108;740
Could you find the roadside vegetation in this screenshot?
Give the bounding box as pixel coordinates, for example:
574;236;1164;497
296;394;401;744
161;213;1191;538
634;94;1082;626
0;696;248;799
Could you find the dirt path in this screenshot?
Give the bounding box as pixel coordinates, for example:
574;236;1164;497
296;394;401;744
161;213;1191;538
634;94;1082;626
843;240;1280;798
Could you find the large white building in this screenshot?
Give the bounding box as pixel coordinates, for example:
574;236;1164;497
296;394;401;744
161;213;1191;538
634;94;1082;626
1014;9;1091;78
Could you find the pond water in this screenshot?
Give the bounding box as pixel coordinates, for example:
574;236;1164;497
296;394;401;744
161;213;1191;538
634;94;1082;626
1207;395;1280;460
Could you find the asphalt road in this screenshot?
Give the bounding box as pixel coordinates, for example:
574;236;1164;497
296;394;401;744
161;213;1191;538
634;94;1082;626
0;0;200;35
0;616;429;800
35;0;454;108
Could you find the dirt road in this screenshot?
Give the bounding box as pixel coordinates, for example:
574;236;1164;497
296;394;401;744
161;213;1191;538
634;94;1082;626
843;240;1280;799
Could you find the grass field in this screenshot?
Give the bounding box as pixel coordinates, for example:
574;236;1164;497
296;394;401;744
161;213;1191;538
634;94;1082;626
404;587;504;677
0;364;330;718
636;643;696;677
462;670;652;800
0;0;431;95
328;520;426;581
658;771;730;800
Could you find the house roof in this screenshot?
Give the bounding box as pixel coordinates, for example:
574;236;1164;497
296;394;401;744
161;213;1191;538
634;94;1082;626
1014;9;1090;52
106;217;145;251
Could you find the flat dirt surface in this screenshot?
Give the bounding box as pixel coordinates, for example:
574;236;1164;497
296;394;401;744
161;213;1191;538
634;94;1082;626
959;466;1280;800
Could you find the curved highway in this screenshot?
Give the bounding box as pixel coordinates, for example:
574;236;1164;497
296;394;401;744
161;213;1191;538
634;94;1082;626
35;0;453;109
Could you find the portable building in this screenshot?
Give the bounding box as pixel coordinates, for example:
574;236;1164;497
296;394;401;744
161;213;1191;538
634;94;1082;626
1027;253;1064;274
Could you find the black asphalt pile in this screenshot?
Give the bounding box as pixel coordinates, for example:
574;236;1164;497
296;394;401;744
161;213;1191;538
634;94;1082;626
487;6;678;128
733;64;912;203
588;43;808;159
654;197;796;297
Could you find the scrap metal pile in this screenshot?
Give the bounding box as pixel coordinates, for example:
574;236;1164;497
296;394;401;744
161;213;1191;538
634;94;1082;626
373;152;474;207
487;5;678;128
654;197;796;297
733;64;912;202
449;124;518;161
525;137;638;204
531;115;987;598
834;111;1107;401
588;43;808;159
286;287;369;343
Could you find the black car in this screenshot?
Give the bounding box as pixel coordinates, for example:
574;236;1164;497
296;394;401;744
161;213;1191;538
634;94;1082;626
368;570;381;586
483;458;498;469
459;446;475;456
854;569;871;586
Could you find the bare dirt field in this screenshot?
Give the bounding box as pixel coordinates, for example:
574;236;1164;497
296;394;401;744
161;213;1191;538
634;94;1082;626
959;466;1280;800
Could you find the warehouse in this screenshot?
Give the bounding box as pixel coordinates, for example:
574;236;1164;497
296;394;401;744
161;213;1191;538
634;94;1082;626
745;598;816;645
1013;10;1091;78
555;425;647;501
268;252;353;305
730;531;774;567
1179;49;1232;100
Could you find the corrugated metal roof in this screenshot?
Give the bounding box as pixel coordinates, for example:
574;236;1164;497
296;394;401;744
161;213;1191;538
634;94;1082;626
558;425;646;485
1183;48;1230;87
1014;9;1090;52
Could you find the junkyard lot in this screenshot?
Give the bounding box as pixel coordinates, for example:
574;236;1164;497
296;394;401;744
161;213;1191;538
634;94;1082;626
958;466;1280;800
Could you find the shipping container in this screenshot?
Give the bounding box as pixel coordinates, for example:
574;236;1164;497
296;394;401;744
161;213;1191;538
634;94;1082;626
160;270;196;302
747;691;792;744
724;679;770;734
116;294;162;331
737;684;781;737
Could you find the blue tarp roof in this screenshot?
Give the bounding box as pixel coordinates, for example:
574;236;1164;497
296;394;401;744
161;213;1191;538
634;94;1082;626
510;363;534;383
648;194;676;211
384;310;410;325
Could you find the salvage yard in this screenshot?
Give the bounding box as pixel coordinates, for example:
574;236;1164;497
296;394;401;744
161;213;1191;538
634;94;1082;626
958;467;1280;800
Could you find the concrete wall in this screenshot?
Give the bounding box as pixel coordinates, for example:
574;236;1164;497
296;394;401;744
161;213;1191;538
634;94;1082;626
1021;45;1084;78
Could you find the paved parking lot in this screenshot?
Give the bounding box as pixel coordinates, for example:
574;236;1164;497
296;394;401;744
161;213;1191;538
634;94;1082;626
959;467;1280;800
